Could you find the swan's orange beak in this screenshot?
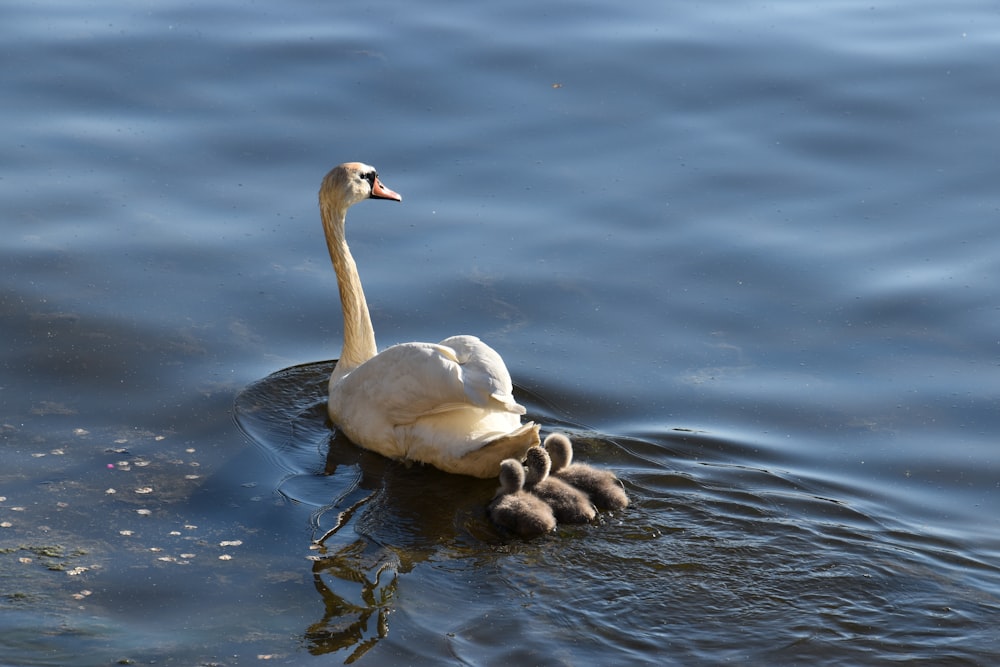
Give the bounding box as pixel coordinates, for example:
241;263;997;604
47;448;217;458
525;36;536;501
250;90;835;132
371;176;402;202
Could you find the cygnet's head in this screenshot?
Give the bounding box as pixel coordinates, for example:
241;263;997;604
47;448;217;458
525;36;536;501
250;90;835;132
523;446;552;487
319;161;402;212
543;433;574;472
497;458;527;494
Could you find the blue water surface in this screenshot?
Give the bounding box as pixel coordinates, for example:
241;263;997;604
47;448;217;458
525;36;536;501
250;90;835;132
2;0;999;664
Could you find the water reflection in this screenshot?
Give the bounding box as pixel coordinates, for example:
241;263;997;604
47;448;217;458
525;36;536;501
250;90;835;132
306;538;396;661
236;361;503;659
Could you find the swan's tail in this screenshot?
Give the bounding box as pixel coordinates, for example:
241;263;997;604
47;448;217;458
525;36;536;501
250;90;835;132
452;422;540;478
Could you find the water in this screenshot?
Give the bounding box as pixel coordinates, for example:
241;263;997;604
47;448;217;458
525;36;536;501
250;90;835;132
2;0;999;664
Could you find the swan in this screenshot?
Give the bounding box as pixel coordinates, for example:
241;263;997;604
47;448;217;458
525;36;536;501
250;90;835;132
523;445;596;524
487;458;557;537
318;162;540;478
544;433;629;511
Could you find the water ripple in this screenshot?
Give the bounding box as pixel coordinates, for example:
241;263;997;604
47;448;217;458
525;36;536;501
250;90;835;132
234;360;1000;664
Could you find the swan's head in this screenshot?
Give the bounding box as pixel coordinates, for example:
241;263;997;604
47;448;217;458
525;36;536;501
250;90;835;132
543;433;573;472
498;458;527;494
320;161;402;212
523;446;552;487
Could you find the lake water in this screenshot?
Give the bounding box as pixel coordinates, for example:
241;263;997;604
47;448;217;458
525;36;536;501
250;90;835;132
2;0;999;664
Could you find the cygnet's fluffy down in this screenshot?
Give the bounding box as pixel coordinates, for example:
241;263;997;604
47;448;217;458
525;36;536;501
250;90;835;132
488;458;556;537
523;446;596;524
544;433;629;511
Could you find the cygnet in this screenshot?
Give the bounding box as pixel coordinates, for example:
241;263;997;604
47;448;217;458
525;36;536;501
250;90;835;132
544;433;629;511
488;458;557;537
523;446;596;524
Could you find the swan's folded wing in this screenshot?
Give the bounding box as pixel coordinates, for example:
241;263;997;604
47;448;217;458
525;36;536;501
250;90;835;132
335;338;525;425
437;335;524;413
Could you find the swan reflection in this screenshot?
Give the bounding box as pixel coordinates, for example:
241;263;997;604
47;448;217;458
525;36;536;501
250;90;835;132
305;538;397;660
234;361;574;659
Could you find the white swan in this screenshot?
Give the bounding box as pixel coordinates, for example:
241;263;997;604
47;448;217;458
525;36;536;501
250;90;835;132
318;162;540;478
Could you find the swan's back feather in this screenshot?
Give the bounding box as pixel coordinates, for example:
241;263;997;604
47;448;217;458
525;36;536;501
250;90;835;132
328;335;538;477
437;335;523;412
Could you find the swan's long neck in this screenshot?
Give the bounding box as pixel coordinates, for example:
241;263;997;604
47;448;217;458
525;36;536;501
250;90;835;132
321;199;377;381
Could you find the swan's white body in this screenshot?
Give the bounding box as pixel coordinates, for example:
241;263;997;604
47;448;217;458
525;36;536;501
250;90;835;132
319;162;539;478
